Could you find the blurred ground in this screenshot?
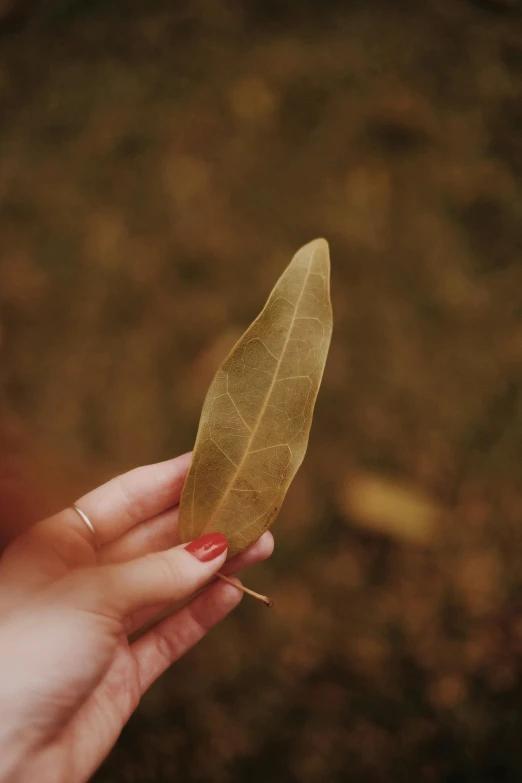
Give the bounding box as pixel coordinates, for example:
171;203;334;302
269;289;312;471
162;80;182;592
1;0;522;780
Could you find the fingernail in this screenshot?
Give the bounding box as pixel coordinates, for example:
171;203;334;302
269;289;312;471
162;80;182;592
185;532;228;562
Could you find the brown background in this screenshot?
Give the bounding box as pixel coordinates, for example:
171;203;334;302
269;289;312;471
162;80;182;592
1;0;522;780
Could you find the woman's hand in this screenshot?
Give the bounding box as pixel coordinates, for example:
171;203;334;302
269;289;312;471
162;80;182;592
0;453;274;783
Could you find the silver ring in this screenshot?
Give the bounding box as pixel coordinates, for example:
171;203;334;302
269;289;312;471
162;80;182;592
71;504;98;547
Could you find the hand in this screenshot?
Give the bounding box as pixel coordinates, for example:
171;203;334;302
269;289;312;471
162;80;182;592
0;453;273;783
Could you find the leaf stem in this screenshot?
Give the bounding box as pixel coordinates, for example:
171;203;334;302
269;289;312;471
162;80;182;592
217;572;274;607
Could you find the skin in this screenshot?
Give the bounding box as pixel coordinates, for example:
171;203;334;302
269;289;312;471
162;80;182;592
0;452;274;783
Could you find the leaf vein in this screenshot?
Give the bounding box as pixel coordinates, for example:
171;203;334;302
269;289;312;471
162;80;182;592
226;375;252;433
249;443;291;455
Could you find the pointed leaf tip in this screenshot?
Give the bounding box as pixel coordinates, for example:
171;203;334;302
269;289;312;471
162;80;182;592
301;237;329;255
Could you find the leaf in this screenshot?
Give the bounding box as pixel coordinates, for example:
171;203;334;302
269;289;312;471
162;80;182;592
178;238;333;557
341;472;440;544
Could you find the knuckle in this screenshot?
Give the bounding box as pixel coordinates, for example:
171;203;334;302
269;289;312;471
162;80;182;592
117;473;145;526
153;628;180;664
105;664;141;719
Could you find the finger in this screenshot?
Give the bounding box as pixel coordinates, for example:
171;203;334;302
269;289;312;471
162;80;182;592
123;531;275;635
34;453;192;552
221;531;275;576
98;506;180;565
131;578;243;693
88;534;228;618
99;494;274;569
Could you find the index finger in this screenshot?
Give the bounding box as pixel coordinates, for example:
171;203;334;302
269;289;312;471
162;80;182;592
0;454;193;598
71;452;192;546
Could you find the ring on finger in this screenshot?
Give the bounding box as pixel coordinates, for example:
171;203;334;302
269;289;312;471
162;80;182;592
71;504;99;549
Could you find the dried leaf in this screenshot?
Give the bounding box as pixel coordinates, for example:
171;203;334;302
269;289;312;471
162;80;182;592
179;238;333;556
342;472;441;544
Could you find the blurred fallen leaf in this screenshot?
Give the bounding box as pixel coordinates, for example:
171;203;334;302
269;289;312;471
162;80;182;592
342;472;441;543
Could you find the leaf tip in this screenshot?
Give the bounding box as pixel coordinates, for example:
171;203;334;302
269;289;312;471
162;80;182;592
304;237;329;255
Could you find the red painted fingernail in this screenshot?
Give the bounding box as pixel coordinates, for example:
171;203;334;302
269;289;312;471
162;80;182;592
184;532;228;562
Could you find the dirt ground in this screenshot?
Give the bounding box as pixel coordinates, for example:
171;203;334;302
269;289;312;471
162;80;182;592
1;0;522;780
